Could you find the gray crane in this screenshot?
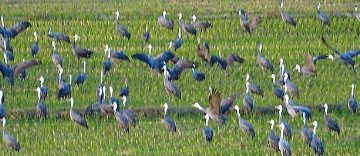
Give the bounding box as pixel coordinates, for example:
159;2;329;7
323;103;340;137
158;11;174;30
30;31;39;58
275;105;292;139
0;92;5;119
51;41;62;69
142;25;150;43
3;40;14;61
191;15;212;32
0;89;4;103
1;118;20;152
271;74;285;102
245;73;264;97
104;44;130;63
284;86;311;119
192;65;205;82
219;93;239;114
278;123;291;156
164;59;195;81
122;96;136;128
243;82;254;113
203;114;213;144
162;63;181;99
34;87;47;120
99;86;114;119
355;5;360;21
280;1;296;27
234;105;255;139
0;16;31;41
284;94;300;119
310;121;324;156
69;97;88;131
177;12;197;39
112;102;129;133
209;50;244;70
48;27;70;43
173;28;182;51
317;3;330;26
239;9;250;34
294;52;327;77
196;37;209;62
348;84;357;114
0;54;14;86
267;119;280;152
56;68;65;89
163;103;176;133
278;63;291;87
109;86;120;111
38;76;48;101
119;78;129;97
57;74;72;99
103;46;112;74
96;71;104;102
72;34;93;60
284;73;299;99
301;112;312;147
115;11;131;40
257;43;273;74
75;61;86;85
0;39;12;52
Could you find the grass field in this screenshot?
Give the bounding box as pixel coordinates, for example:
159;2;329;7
0;0;360;155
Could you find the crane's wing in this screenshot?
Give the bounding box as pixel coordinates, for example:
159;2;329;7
6;21;31;39
13;60;42;77
131;53;153;68
208;88;222;114
305;52;316;71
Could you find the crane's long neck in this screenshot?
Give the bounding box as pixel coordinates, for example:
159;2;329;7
325;107;328;115
178;28;181;38
178;14;182;20
192;68;195;73
123;98;126;107
69;75;72;85
83;62;86;73
205;117;209;126
35;34;38;42
270;122;274;131
195;104;204;111
3;41;6;50
236;109;241;118
356;6;358;12
279;109;282;118
280;126;284;138
192;17;196;22
303;113;306;125
164;107;168;115
37;89;41;100
313;124;317;134
2;119;5;129
100;72;103;84
148;46;152;57
281;64;285;76
1;17;4;28
272;76;276;85
40;79;44;87
108;48;111;58
110;89;113;97
351;85;354;97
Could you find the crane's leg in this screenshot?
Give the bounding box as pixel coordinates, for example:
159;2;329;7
186;33;189;40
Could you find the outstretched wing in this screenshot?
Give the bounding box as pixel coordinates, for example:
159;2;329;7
208;88;222;114
13;60;42;77
6;21;31;39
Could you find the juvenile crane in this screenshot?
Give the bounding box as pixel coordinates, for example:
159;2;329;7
158;11;174;30
257;43;274;74
122;96;136;128
191;15;212;32
280;1;296;27
348;84;357;114
75;61;87;85
279;123;291;156
1;118;20;152
323;103;340;137
275;105;292;139
30;31;39;57
115;11;131;40
142;25;150;43
48;27;70;43
311;121;324;156
196;37;209;62
234;105;255;139
301;112;312;147
163;103;176;133
72;34;93;59
267;119;280;152
203;114;213;144
69;97;88;130
177;12;197;39
317;3;330;26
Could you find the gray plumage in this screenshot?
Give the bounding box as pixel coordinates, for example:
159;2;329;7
173;28;182;51
99;87;114;117
348;84;357;114
75;61;86;85
234;105;255;139
278;123;291;156
57;74;71;99
196;37;209;62
192;67;205;82
142;25;150;43
103;46;112;74
267;119;280;152
245;73;264;97
158;11;174;30
312;54;328;64
1;118;20;152
112;103;129;133
12;59;41;78
0;39;12;52
95;72;104;102
284;94;300;119
110;49;130;63
301;112;312;147
70;98;88;129
0;92;5;119
30;32;39;57
355;6;360;21
191;15;212;32
0;16;31;41
284;73;299;99
280;1;296;27
121;96;136;128
119;78;129;97
35;87;47;118
239;9;250;34
323;103;340;135
271;74;284;101
51;41;62;69
72;34;93;59
162;64;181;99
177;12;197;37
85;101;102;116
203;114;213;144
209;50;244;70
220;93;239;114
115;11;131;40
257;43;274;72
295;52;318;77
311;121;324;156
243;82;254;112
163;103;176;133
48;27;70;43
275;105;292;140
317;3;330;26
3;40;14;61
165;59;194;81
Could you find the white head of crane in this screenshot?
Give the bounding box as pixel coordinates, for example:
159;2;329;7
0;91;3;104
162;11;168;18
192;102;204;111
34;31;38;42
280;1;284;10
356;5;358;12
163;103;169;115
83;61;86;74
38;76;45;87
147;44;152;57
284;94;289;105
238;9;242;16
259;43;263;53
351;84;355;97
116;11;120;20
168;41;173;50
218;50;222;59
1;117;6;129
107;47;111;58
3;53;7;65
52;41;56;51
204;114;210;126
177;12;183;20
245;73;250;82
74;34;79;43
191;15;197;22
104;44;109;55
122;95;127;107
295;64;301;73
271;74;276;84
275;105;283;117
3;40;6;50
34;87;41;100
48;27;52;35
318;3;321;11
245;82;250;94
58;68;63;79
1;16;4;28
112;102;118;112
323;103;328;115
279;122;285;138
234;105;241;118
109;86;114;97
268;119;275;130
312;120;318;134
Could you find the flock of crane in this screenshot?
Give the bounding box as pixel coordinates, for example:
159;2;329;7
0;1;359;155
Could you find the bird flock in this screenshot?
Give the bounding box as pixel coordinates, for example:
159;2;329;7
0;2;359;155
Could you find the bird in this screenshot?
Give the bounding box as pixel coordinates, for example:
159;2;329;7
209;50;244;70
72;34;93;59
1;54;14;86
257;43;273;74
301;112;312;147
312;54;329;64
275;105;292;140
0;91;5;119
280;1;296;27
69;97;88;130
203;114;213;144
57;74;72;99
267;119;280;152
294;52;327;77
191;15;212;32
196;37;209;62
163;103;176;133
234;105;255;139
109;86;120;111
348;84;357;114
75;61;87;85
34;87;47;119
0;38;12;52
112;102;129;133
142;25;150;43
284;93;312;119
37;77;47;102
115;11;131;40
245;73;264;97
157;11;174;30
121;96;136;128
0;89;4;103
271;74;285;102
30;31;39;58
104;44;130;63
95;71;104;102
317;3;330;26
119;78;130;97
284;73;299;99
219;93;239;114
3;40;14;61
56;68;66;89
238;9;250;34
51;41;63;69
165;59;195;81
355;5;360;21
162;63;181;99
278;123;291;156
103;46;112;74
278;63;291;87
192;65;205;82
173;28;182;51
99;86;114;119
323;103;340;136
1;118;20;152
243;82;254;112
0;16;31;41
48;27;70;43
177;12;197;39
10;59;41;79
311;121;324;156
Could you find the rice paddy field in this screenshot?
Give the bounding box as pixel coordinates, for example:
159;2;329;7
0;0;360;155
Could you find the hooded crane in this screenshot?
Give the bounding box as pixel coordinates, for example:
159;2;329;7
301;112;312;147
142;25;150;43
162;63;181;99
196;37;209;62
192;65;205;82
158;11;174;30
284;93;311;119
348;84;357;114
38;76;48;101
239;9;250;34
0;89;4;104
104;44;130;63
1;118;20;152
165;59;195;81
119;78;129;97
57;74;72;99
284;73;299;99
0;38;12;52
203;114;213;144
75;61;86;85
191;15;212;32
103;46;112;74
279;123;291;156
317;3;330;26
257;43;273;74
267;119;280;152
70;97;88;130
122;96;136;128
3;40;14;61
234;105;255;139
294;52;327;77
163;103;176;133
173;28;182;51
280;1;296;27
220;93;239;114
30;31;39;58
48;27;70;43
112;102;129;133
35;87;47;119
245;73;264;97
323;103;340;137
177;12;197;39
0;16;31;41
275;105;292;140
72;34;93;60
115;11;131;40
1;54;14;86
109;86;120;111
51;41;62;69
192;87;226;125
355;5;360;21
271;74;285;102
311;121;324;156
0;92;5;119
209;50;244;70
243;82;254;113
99;86;114;119
96;71;104;102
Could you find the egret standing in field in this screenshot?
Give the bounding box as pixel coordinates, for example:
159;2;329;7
203;114;213;144
162;103;176;133
348;84;357;114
